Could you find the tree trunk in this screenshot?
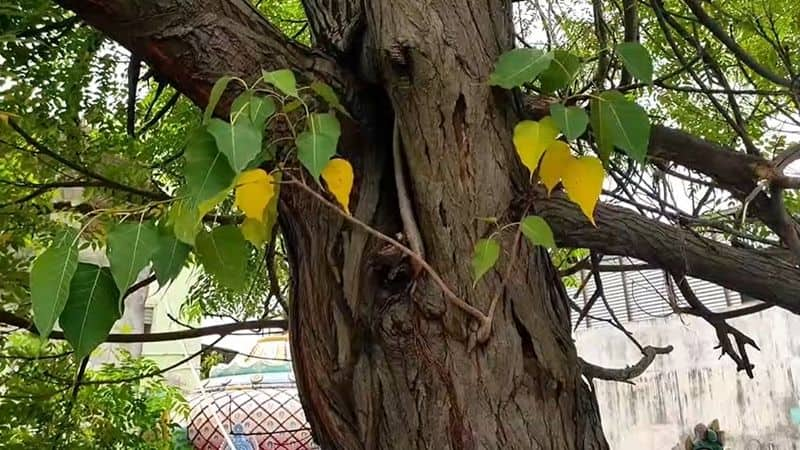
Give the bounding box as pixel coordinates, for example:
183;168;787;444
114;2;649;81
283;1;609;448
56;0;610;447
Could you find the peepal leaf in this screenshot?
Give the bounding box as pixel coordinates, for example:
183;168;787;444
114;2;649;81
249;96;276;127
489;48;554;89
184;128;236;207
562;156;604;224
593;90;651;162
206;118;262;172
539;141;572;194
520;216;556;249
513;117;559;174
472;238;500;285
240;173;281;247
311;80;348;115
196;225;248;291
59;264;121;359
590;95;614;162
151;230;192;286
321;158;354;213
234;169;275;222
31;229;79;338
241;218;270;247
296;113;341;180
538;50;580;93
263;69;298;97
107;222;159;296
550;103;589;141
615;42;653;84
169;198;202;245
203;76;233;123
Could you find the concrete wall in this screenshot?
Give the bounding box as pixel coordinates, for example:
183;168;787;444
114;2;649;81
141;269;202;391
575;307;800;449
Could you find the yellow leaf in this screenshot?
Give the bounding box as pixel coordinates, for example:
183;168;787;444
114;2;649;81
234;169;275;222
562;156;604;225
321;158;354;214
513;117;559;174
539;141;572;194
240;217;269;246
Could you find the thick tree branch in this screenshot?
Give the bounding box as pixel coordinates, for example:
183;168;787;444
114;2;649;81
54;0;355;116
581;345;673;382
536;196;800;314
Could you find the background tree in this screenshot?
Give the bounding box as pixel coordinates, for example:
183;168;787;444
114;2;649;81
1;0;800;448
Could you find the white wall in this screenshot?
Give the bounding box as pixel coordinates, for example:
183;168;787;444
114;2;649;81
575;307;800;449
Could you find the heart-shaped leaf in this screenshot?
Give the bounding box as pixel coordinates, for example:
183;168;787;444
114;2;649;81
206;117;262;173
615;42;653;84
562;156;605;224
59;263;121;359
107;222;159;296
513;117;559;174
234;169;275;222
539;140;572;194
550;103;589;141
195;225;248;291
489;49;554;89
321;158;354;214
472;238;500;286
520;216;556;249
31;229;79;339
262;69;298;97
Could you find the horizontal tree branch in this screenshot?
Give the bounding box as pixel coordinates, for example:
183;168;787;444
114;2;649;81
0;310;287;343
537;196;800;314
54;0;355;117
580;345;674;382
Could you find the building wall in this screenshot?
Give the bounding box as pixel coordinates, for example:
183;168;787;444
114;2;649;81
575;308;800;449
141;269;202;391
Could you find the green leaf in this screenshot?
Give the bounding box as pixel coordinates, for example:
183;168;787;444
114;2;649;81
168;198;202;245
593;91;651;162
195;225;248;291
206;117;262;173
590;96;614;162
106;222;159;296
230;91;253;124
203;76;233;123
30;229;79;338
283;99;302;113
262;69;298;97
296;113;341;180
519;216;556;249
471;238;500;286
249;95;276;127
538;50;581;93
184;128;236;207
489;48;554;89
59;263;121;359
550;103;589;141
311;80;348;115
615;42;653;84
151;230;192;286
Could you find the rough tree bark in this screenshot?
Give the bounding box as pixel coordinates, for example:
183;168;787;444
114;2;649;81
53;0;800;448
282;2;608;448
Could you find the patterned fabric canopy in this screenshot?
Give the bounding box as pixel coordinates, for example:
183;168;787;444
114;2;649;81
188;335;319;450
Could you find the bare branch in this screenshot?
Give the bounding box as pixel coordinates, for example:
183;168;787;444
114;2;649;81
0;310;287;343
581;345;673;382
537;195;800;314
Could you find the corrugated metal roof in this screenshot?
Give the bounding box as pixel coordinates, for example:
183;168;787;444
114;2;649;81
568;257;741;328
